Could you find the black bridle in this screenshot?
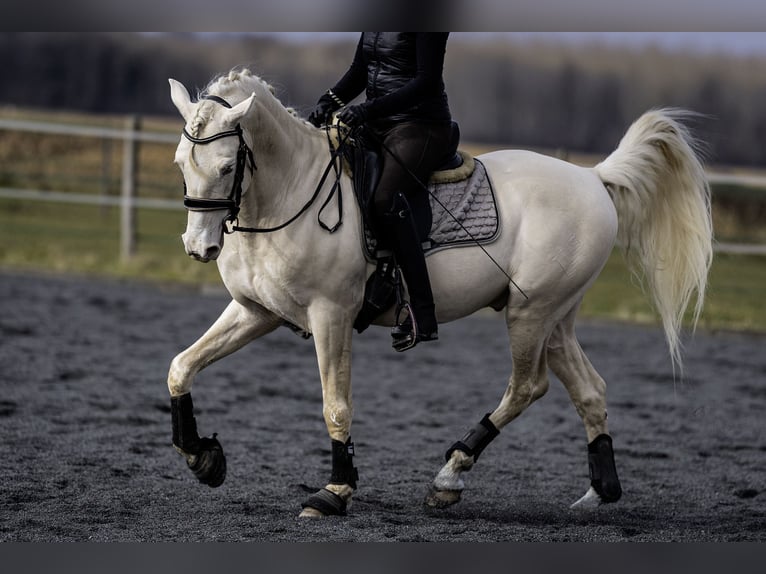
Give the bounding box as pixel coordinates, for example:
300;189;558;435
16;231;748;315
182;95;256;233
181;94;346;235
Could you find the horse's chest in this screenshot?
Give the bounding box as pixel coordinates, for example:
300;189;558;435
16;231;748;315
221;256;309;321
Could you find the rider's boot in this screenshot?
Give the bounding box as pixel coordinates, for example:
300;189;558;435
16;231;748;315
380;192;438;351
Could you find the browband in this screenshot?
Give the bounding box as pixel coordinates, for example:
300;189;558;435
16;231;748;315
199;94;232;108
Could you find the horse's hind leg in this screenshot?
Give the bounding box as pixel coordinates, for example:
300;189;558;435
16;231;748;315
547;305;622;508
426;311;551;508
168;299;281;487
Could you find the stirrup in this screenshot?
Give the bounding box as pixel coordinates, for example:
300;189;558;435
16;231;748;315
392;301;418;352
391;303;438;352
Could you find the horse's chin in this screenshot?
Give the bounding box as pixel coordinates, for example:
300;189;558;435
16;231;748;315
190;253;216;263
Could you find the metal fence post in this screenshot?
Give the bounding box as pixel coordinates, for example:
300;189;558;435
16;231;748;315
121;115;140;260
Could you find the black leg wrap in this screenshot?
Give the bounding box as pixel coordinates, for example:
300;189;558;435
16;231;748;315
171;393;201;453
445;413;499;462
330;438;358;489
170;393;226;488
588;434;622;503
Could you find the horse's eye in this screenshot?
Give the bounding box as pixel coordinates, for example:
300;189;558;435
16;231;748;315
221;165;234;176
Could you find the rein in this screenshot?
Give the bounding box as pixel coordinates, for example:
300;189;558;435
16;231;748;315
181;94;348;235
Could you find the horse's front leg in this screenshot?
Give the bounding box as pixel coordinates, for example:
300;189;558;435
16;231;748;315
168;299;281;487
299;303;357;518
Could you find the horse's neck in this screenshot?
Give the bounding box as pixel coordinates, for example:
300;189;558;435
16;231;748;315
241;106;340;229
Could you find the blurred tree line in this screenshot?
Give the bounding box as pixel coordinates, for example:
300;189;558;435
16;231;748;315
2;32;766;166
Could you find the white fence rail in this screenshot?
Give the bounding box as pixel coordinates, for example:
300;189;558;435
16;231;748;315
0;117;179;144
1;117;765;258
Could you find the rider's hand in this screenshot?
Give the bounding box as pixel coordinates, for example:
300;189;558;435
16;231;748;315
307;93;340;128
338;103;369;129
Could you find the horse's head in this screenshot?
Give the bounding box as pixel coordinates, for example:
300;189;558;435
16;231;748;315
169;77;257;262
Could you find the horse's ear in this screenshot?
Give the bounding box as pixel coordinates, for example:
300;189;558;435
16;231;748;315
222;92;257;126
169;78;194;122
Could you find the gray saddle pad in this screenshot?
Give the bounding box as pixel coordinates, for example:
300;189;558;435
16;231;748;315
364;158;499;258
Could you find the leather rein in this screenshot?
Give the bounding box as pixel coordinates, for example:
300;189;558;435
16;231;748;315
182;94;346;234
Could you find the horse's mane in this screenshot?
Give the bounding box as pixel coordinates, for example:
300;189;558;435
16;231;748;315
188;68;309;137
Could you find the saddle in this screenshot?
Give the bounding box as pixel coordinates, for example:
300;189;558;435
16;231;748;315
337;122;500;333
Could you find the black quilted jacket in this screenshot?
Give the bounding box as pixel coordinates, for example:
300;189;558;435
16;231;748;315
331;32;452;127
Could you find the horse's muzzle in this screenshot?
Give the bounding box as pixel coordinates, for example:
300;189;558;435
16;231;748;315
181;223;223;262
187;244;221;262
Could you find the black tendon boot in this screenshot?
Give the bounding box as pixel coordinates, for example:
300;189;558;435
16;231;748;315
381;192;438;351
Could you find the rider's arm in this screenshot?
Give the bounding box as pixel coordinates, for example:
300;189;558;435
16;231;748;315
329;35;367;105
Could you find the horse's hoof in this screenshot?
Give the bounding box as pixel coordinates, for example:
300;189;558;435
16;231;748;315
298;507;324;518
570;486;602;509
188;435;227;488
300;488;347;517
424;486;462;509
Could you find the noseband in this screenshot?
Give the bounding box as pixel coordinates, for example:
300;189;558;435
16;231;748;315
182;95;256;233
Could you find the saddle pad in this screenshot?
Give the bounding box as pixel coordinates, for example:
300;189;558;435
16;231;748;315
364;158;500;258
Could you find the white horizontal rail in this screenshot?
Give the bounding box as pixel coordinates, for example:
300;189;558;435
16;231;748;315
707;172;766;189
0;187;180;210
714;242;766;255
0;117;180;144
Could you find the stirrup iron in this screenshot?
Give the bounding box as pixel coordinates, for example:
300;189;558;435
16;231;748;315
391;263;419;352
392;301;418;352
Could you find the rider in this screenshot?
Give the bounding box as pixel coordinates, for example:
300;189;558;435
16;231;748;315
308;32;455;350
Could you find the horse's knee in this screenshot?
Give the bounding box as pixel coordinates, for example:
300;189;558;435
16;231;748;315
322;403;352;441
168;354;193;396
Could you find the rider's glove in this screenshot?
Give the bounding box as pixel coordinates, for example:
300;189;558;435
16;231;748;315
338;103;369;129
308;91;344;127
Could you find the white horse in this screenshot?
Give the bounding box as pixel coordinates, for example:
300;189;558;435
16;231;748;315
167;69;712;517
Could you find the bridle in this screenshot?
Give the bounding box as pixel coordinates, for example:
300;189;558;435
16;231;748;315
181;93;347;235
182;95;256;233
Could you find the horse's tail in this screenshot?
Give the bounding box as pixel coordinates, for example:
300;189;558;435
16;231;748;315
593;108;713;372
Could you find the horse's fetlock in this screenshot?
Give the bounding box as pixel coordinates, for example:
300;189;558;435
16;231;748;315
173;444;198;464
325;483;353;500
451;449;475;471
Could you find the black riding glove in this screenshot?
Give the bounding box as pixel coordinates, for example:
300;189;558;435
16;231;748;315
308;92;342;127
338;103;369;128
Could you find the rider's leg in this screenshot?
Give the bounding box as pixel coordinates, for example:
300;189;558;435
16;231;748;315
372;121;451;349
380;192;438;343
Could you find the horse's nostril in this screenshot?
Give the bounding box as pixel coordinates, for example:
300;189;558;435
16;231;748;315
204;245;221;260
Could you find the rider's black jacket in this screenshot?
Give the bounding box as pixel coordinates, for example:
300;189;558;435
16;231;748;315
330;32;452;128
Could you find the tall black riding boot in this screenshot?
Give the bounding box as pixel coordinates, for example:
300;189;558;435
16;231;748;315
380;192;438;351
